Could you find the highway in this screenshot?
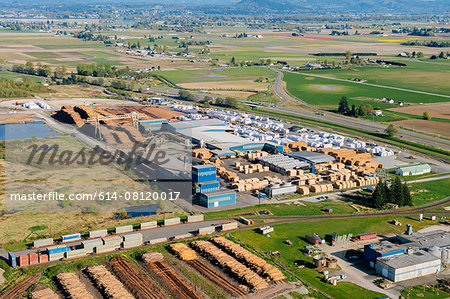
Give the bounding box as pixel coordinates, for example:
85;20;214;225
266;69;450;152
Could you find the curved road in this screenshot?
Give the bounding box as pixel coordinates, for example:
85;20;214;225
268;69;450;151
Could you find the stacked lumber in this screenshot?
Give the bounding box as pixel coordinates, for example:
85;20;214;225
217;166;238;182
211;237;285;281
190;240;269;290
246;151;269;161
142;251;164;263
169;243;198;261
56;272;94;299
29;288;59;299
85;265;133;299
193;148;212;160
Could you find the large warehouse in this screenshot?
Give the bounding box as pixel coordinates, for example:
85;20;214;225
364;230;450;282
166;119;265;151
285;151;335;165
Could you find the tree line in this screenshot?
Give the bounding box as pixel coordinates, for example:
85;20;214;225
371;176;412;209
337;96;374;117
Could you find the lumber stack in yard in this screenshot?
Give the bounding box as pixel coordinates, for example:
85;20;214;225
211;237;285;281
85;265;134;299
190;240;269;290
29;287;59;299
0;273;41;299
169;243;198;261
56;272;94;299
110;256;168;299
142;252;203;299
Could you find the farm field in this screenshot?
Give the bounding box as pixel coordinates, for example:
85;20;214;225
388;102;450;120
231;216;441;299
303;60;450;95
391;119;450;138
283;71;449;108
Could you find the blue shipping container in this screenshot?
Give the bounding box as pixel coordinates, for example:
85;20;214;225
47;246;69;254
8;251;16;268
62;233;81;242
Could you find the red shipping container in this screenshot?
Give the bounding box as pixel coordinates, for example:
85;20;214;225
359;233;377;240
39;254;49;263
28;253;39;265
19;255;29;266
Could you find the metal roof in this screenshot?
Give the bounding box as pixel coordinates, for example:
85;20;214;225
378;249;440;269
397;164;431;173
286;151;335;164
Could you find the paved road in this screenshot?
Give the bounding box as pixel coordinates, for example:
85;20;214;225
266;69;450;152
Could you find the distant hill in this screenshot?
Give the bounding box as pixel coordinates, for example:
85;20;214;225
235;0;450;14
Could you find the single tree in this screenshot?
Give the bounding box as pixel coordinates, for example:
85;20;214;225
372;181;386;209
389;176;404;205
423;110;431;120
338;96;350;115
402;182;413;206
385;124;397;137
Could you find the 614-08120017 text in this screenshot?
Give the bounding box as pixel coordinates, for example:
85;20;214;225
8;191;181;201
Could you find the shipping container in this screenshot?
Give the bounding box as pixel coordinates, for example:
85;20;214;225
140;221;157;230
148;237;167;244
198;226;215;235
39;254;48;263
221;222;238;231
173;233;193;240
8;252;16;268
123;233;143;242
89;229;108;239
259;226;274;235
95;245;116;254
82;239;103;253
19;255;29;266
47;245;70;255
48;252;65;262
115;225;133;234
28;253;39;265
358;233;377;240
65;249;87;259
164;217;181;226
61;233;81;242
122;240;142;249
102;235;122;246
33;238;54;248
187;214;204;223
239;216;254;225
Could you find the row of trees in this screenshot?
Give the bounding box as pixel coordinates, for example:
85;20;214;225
0;78;49;98
371;176;412;209
12;62;52;77
178;90;239;109
230;57;272;67
337;97;374;117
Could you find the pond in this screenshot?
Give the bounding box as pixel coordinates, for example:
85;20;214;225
0;121;61;141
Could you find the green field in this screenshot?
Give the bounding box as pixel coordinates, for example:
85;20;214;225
157;66;275;84
283;71;449;108
205;200;359;220
231;216;439;299
408;178;450;206
0;71;41;82
247;91;279;104
304;61;450;95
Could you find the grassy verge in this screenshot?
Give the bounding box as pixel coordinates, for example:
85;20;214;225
401;284;449;299
408;178;450;207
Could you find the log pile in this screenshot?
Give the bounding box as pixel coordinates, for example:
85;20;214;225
85;265;134;299
190;240;269;290
211;237;285;281
53;106;85;125
142;251;164;263
29;287;59;299
169;243;198;261
56;272;94;299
